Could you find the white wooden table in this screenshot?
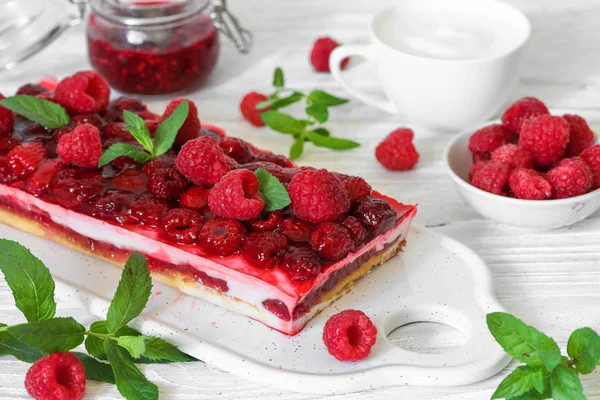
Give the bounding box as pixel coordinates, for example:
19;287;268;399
2;0;600;398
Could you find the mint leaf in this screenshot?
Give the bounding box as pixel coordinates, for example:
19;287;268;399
142;337;196;362
123;111;154;153
307;90;348;107
273;67;284;88
0;323;8;340
567;327;600;374
487;312;562;371
550;365;585;400
105;340;158;400
306;104;328;123
8;317;85;354
73;352;115;384
260;111;306;135
0;95;69;128
0;338;43;363
0;239;56;322
257;92;304;110
98;143;151;167
85;320;141;360
153;100;189;157
311;127;330;137
255;168;291;211
290;135;304;160
117;335;148;359
305;132;360;150
106;252;153;334
491;366;544;399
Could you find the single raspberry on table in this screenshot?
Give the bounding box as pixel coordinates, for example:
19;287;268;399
0;93;14;137
25;352;86;400
490;144;534;169
339;215;368;250
564;114;594;157
142;153;176;176
129;194;168;225
161;98;201;146
468;124;512;160
282;245;322;281
323;309;378;362
469;160;489;181
546;157;594;199
519;115;570;167
241;231;288;269
161;208;203;244
246;210;284;231
198;218;247;256
7;142;47;178
581;144;600;189
262;299;291;321
16;83;48;96
470;162;512;195
501;97;549;134
0;156;18;184
342;176;372;205
218;137;254;163
352;197;397;236
147;167;188;200
508;168;552;200
240;92;270;127
288;169;350;223
55;70;110;113
310;37;349;72
57;123;103;169
51;169;104;209
24;159;66;195
280;217;314;242
179;185;210;210
176;137;235;186
375;128;419;171
310;222;355;261
208;169;265;220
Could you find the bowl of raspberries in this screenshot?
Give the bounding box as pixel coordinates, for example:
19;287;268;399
444;97;600;230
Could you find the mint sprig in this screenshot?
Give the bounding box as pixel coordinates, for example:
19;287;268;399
0;240;197;399
98;100;189;167
254;168;291;211
253;67;359;159
487;312;600;399
0;95;70;129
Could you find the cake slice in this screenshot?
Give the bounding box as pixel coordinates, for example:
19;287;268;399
0;75;416;335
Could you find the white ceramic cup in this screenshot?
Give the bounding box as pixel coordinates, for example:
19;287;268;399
329;0;531;132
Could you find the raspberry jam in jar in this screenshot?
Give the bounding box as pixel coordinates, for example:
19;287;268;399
86;0;250;95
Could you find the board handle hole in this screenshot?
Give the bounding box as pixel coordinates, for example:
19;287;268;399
387;321;468;354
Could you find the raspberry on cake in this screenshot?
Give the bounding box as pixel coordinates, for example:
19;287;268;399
0;78;416;335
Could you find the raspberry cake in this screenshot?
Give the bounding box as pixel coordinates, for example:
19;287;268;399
0;72;416;335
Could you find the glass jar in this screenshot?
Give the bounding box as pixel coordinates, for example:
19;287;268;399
86;0;250;95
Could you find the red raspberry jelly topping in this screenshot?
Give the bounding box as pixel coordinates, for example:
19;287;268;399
25;352;86;400
208;169;265;220
309;222;355;261
176;137;235;186
7;142;47;178
241;231;288;269
57;123;103;169
342;176;372;205
51;169;104;209
323;309;378;362
198;218;246;256
352;197;397;236
147;167;188;200
280;217;314;242
0;156;18;184
339;215;368;251
161;208;203;244
246;210;283;231
218;136;254;163
282;245;322;281
24;159;66;196
113;168;147;191
92;190;130;220
129;194;168;226
55;70;110;114
179;185;210;210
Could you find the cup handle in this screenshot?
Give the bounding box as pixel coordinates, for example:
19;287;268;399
329;44;397;114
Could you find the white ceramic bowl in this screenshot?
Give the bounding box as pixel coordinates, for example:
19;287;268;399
443;121;600;230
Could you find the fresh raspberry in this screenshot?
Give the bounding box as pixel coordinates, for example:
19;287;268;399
490;144;534;169
146;167;188;200
262;299;291;321
240;161;288;183
129;194;168;225
16;83;48;96
546;158;593;199
137;110;160;121
564;114;595;157
322;310;377;362
310;222;354;261
519;115;570;167
24;159;66;195
51;169;104;209
0;94;14;137
470;162;512;195
198;218;246;256
71;113;105;129
25;352;86;400
352;197;397;236
246;210;284;231
375;128;419;171
501;97;549;134
469;160;489;181
7;142;47;178
57;123;103;169
339;215;368;250
468;124;512;160
113;168;147;191
112;96;146;112
38;76;59;91
250;153;295;168
508;168;552;200
0;156;18;184
472;152;491;163
310;37;348;72
179;185;210;210
241;231;288;269
142;153;176;176
208;169;264;220
102;122;132;141
218;137;254;163
280;217;314;242
161;208;203;244
0;136;22;154
581;145;600;189
240;92;269;127
342;176;372;205
176;137;236;186
288;169;350;223
55;70;110;113
282;245;322;281
161;98;200;146
92;190;129;219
